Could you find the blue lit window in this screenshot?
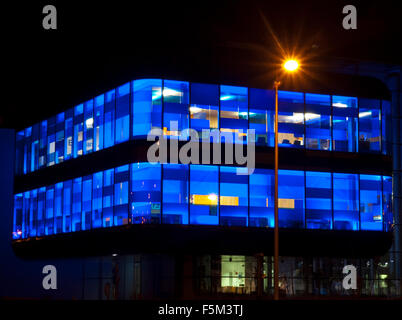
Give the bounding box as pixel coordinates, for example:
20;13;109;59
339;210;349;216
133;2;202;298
73;104;84;158
47;116;56;166
45;186;54;235
250;168;274;227
249;88;275;146
15;131;25;175
37;187;46;236
306;171;332;229
72;177;82;232
360;174;382;230
305;93;331;150
220;85;248;144
383;176;393;231
92;171;103;229
333;173;359;230
29;189;38;237
63;180;72;233
278;170;305;228
116;83;130;143
163;80;189;139
220;166;248;226
39;121;47;168
13;194;23;239
359;99;381;153
332;96;358;152
278;91;304;148
23;192;30;239
24;127;32;174
94;95;104;152
55;113;65;164
382;100;391;155
190;83;219;139
103;169;114;227
130;162;161;224
84;99;94;155
82;175;92;230
114;165;129;226
104;89;115;148
132;79;162;138
55;182;63;234
31;124;40;171
64;109;73;161
162;164;189;224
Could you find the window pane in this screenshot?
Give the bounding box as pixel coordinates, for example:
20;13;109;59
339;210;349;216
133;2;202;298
63;180;72;233
55;182;63;234
116;83;130;143
82;175;92;230
31;124;40;171
13;193;23;239
360;174;382;230
47;117;56;166
190;165;219;225
72;177;82;232
250;168;274;227
332;96;358;152
305;93;331;150
73;104;84;158
220;85;248;144
278;91;304;148
94;94;104;151
220;166;248;226
103;168;114;227
104;89;115;148
64;109;73;161
249;88;275;146
114;165;129;226
190;83;219;139
130;162;161;224
37;187;46;236
163;164;189;224
45;186;54;235
23;192;30;239
132;79;162;138
29;189;38;237
383;176;393;231
15;131;25;175
92;171;103;229
163;80;189;138
306;171;332;229
84;99;94;155
333;173;359;230
24;127;32;174
359;98;381;153
278;170;305;228
55;113;65;164
382;100;391;155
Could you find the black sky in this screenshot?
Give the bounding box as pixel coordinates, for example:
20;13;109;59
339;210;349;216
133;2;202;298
1;0;401;130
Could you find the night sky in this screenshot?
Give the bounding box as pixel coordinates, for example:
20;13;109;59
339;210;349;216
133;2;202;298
1;0;401;130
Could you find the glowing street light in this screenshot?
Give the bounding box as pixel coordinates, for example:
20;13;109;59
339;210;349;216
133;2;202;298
283;59;299;72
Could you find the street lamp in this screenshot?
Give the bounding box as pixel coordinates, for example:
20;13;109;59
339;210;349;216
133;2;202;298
273;59;299;300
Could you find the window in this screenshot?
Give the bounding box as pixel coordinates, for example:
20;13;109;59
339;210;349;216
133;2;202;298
22;192;30;239
360;174;382;231
220;166;248;226
130;162;161;224
116;83;130;143
250;168;274;227
92;171;103;228
37;187;46;236
221;255;245;288
132;79;162;138
163;164;189;224
24;127;32;174
306;171;332;229
15;131;25;175
163;80;189;138
305;93;331;150
249;88;275;146
278;170;305;228
72;177;82;232
31;124;40;171
382;100;391;155
278;91;304;148
190;165;219;225
82;175;92;230
39;121;47;168
104;89;115;148
103;169;114;227
64;109;73;161
63;180;72;233
55;182;63;234
383;176;392;231
332;96;358;152
29;189;38;237
359;99;381;153
55;113;65;163
45;186;54;235
47;116;56;166
114;165;129;226
84;99;94;155
13;194;23;239
190;83;219;139
73;104;84;158
333;173;359;230
94;94;104;152
220;85;248;144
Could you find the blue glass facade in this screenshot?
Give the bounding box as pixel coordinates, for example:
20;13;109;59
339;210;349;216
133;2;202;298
14;79;392;176
12;162;393;240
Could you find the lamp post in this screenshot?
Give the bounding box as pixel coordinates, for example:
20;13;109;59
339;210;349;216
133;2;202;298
273;59;299;301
